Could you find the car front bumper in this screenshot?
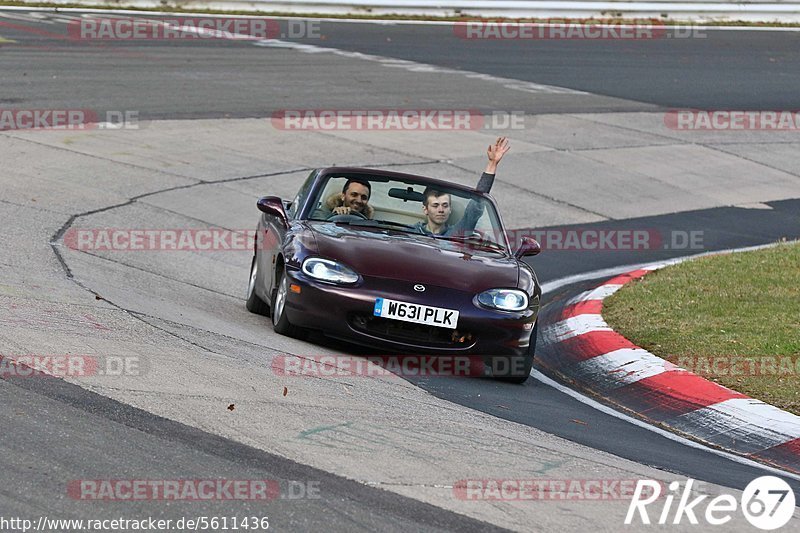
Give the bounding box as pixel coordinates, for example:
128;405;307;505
282;267;538;357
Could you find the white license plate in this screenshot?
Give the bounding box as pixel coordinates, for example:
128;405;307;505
373;298;459;329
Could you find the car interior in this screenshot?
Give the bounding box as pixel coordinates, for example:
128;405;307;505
311;176;468;227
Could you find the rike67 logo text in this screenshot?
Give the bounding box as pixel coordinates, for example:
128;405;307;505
626;477;795;530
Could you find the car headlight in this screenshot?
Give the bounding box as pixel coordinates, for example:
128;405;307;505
476;289;528;312
301;257;359;284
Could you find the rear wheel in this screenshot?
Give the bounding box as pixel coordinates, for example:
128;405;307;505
271;269;305;338
494;321;537;384
245;255;270;315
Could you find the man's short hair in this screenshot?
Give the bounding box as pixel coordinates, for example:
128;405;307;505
422;187;450;207
342;178;371;198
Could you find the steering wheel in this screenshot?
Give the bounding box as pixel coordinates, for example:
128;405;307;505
327;210;368;221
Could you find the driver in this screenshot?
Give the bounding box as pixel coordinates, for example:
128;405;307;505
323;178;374;219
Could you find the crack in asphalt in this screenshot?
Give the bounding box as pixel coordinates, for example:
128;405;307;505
363;481;458;488
42;165;314;363
47;167;310;272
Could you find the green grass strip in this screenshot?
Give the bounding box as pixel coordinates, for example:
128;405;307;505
604;241;800;415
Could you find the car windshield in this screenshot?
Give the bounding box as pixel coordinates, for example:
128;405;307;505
306;174;509;252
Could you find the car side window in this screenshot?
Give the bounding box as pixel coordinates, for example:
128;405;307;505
287;171;317;219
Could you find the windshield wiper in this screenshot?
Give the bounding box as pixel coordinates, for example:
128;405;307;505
347;219;416;230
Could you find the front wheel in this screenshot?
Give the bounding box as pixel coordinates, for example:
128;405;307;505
245;255;270;315
494;321;537;384
271;269;305;338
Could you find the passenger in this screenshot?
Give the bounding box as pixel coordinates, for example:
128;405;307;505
414;137;509;235
413;187;481;237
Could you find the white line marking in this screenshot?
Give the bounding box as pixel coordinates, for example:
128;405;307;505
6;7;800;32
254;38;588;95
0;12;56;24
672;399;800;451
532;369;800;481
566;283;624;305
571;347;675;389
51;16;84;24
541;242;783;294
542;313;611;342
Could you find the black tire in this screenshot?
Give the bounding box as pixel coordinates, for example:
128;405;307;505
271;268;305;338
245;255;270;315
494;321;537;384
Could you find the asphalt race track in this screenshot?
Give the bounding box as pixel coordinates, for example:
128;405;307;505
2;9;800;532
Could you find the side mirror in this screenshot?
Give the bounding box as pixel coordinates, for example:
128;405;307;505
257;196;289;227
515;236;541;258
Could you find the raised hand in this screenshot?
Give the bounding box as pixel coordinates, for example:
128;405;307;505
485;137;510;174
487;137;510;164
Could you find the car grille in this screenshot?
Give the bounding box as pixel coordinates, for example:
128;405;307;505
349;314;474;347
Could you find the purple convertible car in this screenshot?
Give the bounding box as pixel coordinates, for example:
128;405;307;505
245;167;542;383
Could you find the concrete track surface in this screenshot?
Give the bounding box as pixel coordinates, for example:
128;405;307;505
2;9;800;532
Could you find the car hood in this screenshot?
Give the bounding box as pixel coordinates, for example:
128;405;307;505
306;222;519;292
